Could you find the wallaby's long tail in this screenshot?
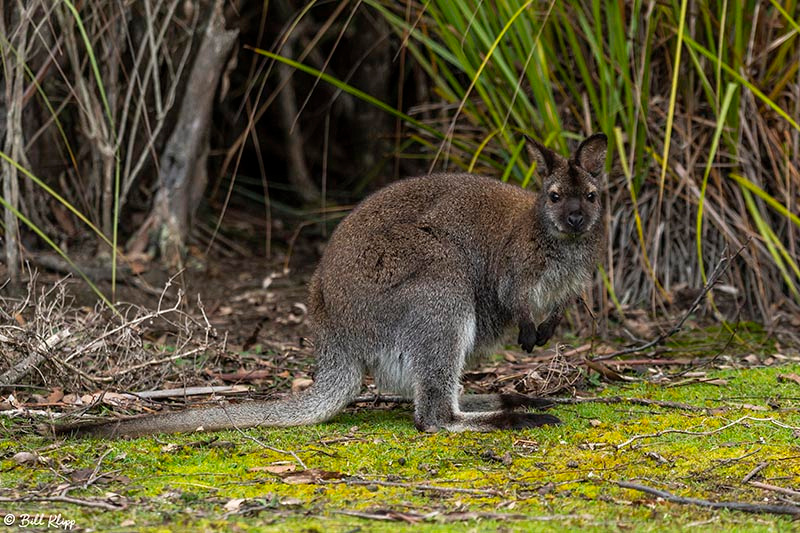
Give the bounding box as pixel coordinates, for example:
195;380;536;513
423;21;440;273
56;363;363;439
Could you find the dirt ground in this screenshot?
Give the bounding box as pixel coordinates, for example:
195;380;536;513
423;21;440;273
1;235;600;410
2;235;799;412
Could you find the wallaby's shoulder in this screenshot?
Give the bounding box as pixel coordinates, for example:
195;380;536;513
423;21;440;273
357;172;534;209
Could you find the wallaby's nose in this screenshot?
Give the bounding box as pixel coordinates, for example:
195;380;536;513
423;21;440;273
567;212;584;230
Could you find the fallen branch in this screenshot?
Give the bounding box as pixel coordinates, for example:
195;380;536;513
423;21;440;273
226;414;307;470
0;495;125;511
615;480;800;516
594;241;748;361
741;461;769;483
134;385;251;399
749;481;800;499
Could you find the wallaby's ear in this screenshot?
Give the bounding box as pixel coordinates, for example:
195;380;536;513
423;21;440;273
574;133;607;176
525;135;556;177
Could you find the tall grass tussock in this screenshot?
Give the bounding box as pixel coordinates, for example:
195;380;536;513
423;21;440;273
362;0;800;325
1;0;798;330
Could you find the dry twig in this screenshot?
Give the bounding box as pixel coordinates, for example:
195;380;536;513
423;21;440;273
229;422;307;470
0;495;125;511
615;416;800;450
748;482;800;499
594;242;748;361
741;461;769;483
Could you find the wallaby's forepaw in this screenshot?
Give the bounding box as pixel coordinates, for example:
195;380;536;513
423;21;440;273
534;323;557;347
498;393;554;410
486;411;561;430
517;323;539;352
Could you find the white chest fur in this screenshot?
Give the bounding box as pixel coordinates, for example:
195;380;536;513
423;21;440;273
528;261;591;321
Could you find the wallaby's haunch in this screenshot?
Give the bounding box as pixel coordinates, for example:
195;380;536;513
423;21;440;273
58;133;607;438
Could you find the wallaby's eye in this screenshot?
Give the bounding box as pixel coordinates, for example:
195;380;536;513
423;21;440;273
586;192;597;202
549;192;560;203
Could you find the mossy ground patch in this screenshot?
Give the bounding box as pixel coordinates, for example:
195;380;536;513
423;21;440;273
3;360;799;531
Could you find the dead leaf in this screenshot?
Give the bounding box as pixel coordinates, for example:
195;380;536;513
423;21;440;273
584;357;626;381
103;491;123;503
46;388;64;404
69;468;95;483
743;354;760;365
593;345;617;355
622;317;655;338
249;464;296;474
683;371;707;378
62;393;81;405
12;452;39;465
778;373;800;386
736;403;770;412
291;378;313;393
538;482;556;495
69;468;130;485
5;394;22;409
280;468;345;485
224;498;246;512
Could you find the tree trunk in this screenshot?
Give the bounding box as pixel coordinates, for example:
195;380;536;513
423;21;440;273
129;0;238;267
1;0;30;287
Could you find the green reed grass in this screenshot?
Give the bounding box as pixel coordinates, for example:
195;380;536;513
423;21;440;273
360;0;800;316
251;0;800;317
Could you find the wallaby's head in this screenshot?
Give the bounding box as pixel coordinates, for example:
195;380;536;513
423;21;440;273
526;133;608;239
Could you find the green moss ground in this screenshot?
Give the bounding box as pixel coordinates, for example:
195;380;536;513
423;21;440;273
2;363;800;532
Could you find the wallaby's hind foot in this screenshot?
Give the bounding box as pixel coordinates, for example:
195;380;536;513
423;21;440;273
467;411;561;430
410;311;561;433
459;393;554;412
416;409;561;433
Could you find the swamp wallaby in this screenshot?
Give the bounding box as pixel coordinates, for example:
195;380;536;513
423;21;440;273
57;133;607;438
